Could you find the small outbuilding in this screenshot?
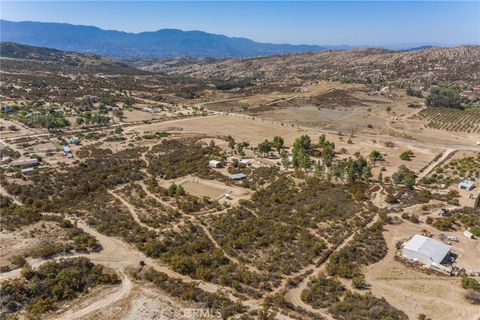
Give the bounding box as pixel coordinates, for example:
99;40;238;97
209;160;222;168
229;173;247;180
458;180;475;191
239;159;251;165
63;146;73;158
402;235;451;267
10;158;39;167
464;230;474;239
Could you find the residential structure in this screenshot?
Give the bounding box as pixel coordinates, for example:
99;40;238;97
209;160;222;168
458;180;475;191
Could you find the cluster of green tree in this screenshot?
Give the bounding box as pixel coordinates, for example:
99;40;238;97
136;267;245;318
76;112;111;126
147;139;226;180
142;131;170;139
256;136;284;157
225;136;250;157
0;194;41;230
300;274;346;308
392;165;417;189
214;77;256;91
425;86;465;109
327;223;387;279
406;87;423;98
332;156;372;184
328;291;408;320
18;109;70;131
1;257;119;317
399;150;414;161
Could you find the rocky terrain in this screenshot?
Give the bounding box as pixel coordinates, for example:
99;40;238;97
135;46;480;85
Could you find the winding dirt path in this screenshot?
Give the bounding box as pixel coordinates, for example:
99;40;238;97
416;148;456;181
55;270;132;320
283;213;380;318
107;190;158;233
139;182;262;274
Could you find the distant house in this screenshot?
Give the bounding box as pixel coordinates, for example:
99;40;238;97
20;167;34;173
439;208;450;217
10;158;39;167
209;160;222;168
63;146;73;158
229;173;247;180
458;180;475;191
239;159;251;166
402;235;451;267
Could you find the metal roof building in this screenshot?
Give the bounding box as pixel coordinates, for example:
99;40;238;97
402;235;451;266
229;173;247;180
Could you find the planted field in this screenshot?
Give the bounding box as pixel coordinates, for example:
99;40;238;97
422;153;480;185
410;107;480;133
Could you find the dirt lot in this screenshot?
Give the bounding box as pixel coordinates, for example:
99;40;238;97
157;175;252;203
81;282;193;320
130;114;300;145
365;219;480;320
0;221;66;267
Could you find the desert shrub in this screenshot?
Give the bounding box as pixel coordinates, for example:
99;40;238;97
0;257;118;317
327;223;387;279
0;195;41;230
328;291;408;320
138;267;245;318
465;291;480;305
426;86;463;109
301;274;346;308
461;277;480;292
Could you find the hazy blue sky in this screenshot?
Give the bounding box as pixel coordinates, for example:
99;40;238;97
1;1;479;46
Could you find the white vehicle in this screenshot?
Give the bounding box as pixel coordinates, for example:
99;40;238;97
447;235;458;241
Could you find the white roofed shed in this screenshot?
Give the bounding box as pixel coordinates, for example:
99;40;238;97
402;235;451;266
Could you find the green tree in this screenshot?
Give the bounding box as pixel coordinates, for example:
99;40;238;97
369;150;383;166
399;150;414;161
272;136;284;153
258;140;272;157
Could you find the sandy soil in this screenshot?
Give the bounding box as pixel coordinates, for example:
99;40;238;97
81;282;194;320
157;175;253;203
129;114;300;145
0;221;66;266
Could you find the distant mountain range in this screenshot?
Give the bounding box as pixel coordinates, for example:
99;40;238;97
1;20;353;58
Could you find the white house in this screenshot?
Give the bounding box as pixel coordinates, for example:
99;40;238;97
402;235;451;267
209;160;222;168
458;180;475;191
